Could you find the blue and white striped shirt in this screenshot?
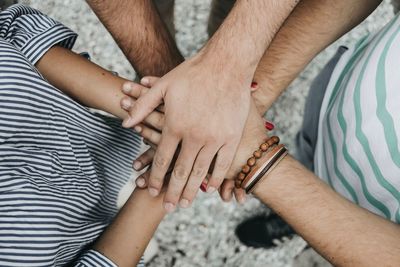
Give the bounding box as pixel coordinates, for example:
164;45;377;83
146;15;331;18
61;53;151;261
0;5;143;266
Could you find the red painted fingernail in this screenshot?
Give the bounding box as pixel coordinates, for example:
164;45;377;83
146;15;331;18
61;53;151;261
251;82;258;88
265;121;275;131
200;182;207;192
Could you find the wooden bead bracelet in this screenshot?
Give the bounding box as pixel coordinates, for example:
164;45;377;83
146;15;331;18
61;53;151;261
235;136;280;189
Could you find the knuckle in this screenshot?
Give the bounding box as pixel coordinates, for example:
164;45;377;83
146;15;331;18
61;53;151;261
204;134;219;145
215;159;231;171
225;130;239;140
150;174;163;183
187;131;203;143
166;126;181;137
191;166;207;178
173;165;189;181
153;154;168;168
185;183;199;196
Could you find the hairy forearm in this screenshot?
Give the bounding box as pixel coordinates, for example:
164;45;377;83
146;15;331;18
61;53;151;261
86;0;183;77
36;46;130;119
200;0;299;80
93;188;166;266
252;0;382;113
254;156;400;266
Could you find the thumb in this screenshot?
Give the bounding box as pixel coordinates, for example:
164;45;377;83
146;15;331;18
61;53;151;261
122;86;163;128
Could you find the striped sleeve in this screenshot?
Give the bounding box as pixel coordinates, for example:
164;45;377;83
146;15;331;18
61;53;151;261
75;250;145;267
74;250;117;267
0;4;77;64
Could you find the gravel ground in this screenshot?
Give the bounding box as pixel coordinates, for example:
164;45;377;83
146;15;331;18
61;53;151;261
17;1;397;266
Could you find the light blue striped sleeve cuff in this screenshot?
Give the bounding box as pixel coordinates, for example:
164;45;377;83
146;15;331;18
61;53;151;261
0;4;77;64
74;250;117;267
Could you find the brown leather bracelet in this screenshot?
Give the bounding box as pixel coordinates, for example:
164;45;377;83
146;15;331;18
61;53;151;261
242;144;288;194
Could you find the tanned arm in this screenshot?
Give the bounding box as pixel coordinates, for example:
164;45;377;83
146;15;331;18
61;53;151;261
254;156;400;266
252;0;383;114
93;188;166;266
86;0;183;77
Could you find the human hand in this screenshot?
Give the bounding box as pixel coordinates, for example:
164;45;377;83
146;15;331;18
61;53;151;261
121;55;254;212
121;79;267;207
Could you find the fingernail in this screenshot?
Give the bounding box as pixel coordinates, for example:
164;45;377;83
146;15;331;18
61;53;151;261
164;202;176;213
133;161;142;170
136;177;145;187
134;125;142;133
238;196;246;204
121;98;132;109
141;77;149;86
200;182;207;192
251;81;258;88
179;199;190;208
265;121;275;131
207;186;216;194
122;83;132;93
149;187;159;197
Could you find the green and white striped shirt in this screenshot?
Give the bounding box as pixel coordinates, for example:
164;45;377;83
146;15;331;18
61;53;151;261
315;13;400;223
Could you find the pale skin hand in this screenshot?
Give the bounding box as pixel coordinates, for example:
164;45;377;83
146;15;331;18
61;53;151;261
121;0;299;212
123;59;251;212
120;77;266;206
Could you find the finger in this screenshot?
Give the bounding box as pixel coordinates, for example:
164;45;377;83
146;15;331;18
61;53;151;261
143;110;164;131
134;124;162;146
122;81;150;98
141;76;160;87
148;128;180;198
120;96;134;111
234;187;246;204
133;148;155;171
219;180;234;202
122;86;164;128
208;144;237;193
135;169;150;188
179;146;217;208
163;141;202;212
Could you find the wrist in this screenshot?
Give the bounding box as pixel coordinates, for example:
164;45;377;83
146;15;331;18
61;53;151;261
252;155;307;202
252;77;284;114
195;47;257;85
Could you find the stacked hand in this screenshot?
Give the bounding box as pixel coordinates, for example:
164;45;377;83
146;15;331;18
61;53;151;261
120;56;256;212
120;76;267;208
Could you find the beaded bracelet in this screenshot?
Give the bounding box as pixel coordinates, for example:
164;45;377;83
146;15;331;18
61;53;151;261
235;136;280;189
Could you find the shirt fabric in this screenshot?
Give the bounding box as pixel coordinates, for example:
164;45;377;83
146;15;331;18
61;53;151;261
0;5;143;266
315;13;400;223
